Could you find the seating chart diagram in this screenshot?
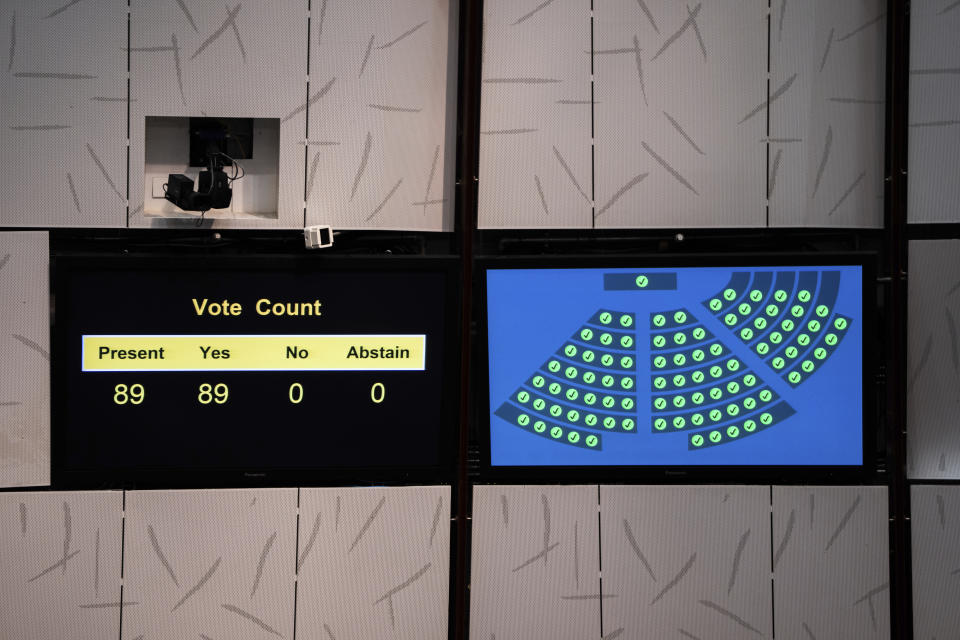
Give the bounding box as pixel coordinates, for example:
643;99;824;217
487;266;863;467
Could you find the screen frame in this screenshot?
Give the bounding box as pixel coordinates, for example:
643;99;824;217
476;252;879;483
51;252;461;490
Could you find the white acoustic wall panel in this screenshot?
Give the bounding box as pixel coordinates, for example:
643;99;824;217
0;232;49;488
594;0;767;228
129;0;307;228
0;1;126;227
0;491;123;640
305;0;456;231
908;0;960;223
769;1;886;228
907;240;960;479
470;485;601;640
478;0;593;228
772;486;889;639
599;485;771;640
122;488;298;640
911;485;960;639
296;486;450;640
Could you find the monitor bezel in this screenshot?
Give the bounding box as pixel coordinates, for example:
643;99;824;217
51;252;462;490
476;252;879;483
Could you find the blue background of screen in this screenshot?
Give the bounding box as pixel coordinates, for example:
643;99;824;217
487;266;863;467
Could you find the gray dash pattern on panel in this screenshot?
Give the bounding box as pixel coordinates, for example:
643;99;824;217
513;0;560;26
480;129;538;135
778;0;787;42
221;603;282;637
946;308;959;373
364;179;403;222
810;493;815;528
500;494;509;527
174;0;199;32
335;496;341;531
664;112;704;155
428;496;443;547
172;34;187;106
349;496;387;551
534;175;549;217
635;0;659;33
13;72;97;79
740;73;797;124
651;552;697;605
633;36;648;106
378;20;428;49
687;4;707;59
728;529;750;593
316;0;328;45
642;141;698;195
368;104;422;113
483;77;561;84
297;512;321;572
126;45;177;52
172;557;222;612
421;144;441;214
0;401;21;406
826;172;865;217
27;550;81;583
553;146;590;204
853;581;889;605
910;120;960;128
769;148;783;198
910;68;960;75
148;524;180;587
512;542;560;572
819;28;835;72
828;97;884;105
678;630;702;640
651;3;702;61
593;48;634;55
190;4;242;60
762;138;802;143
201;635;213;640
283;76;336;123
251;532;277;598
557;99;593;104
359;35;375;78
802;621;817;639
837;13;885;42
908;333;933;392
85;142;124;202
351;133;372;201
229;7;247;62
940;0;960;14
595;173;648;218
560;593;616;600
13;334;50;360
541;494;551;567
67;173;81;214
78;601;139;608
94;529;100;597
622;519;657;581
61;503;71;574
0;253;8;271
573;521;579;589
812;125;833;197
824;494;862;551
941;453;947;472
45;0;84;18
19;502;26;537
7;11;15;72
324;623;336;639
699;600;763;635
373;562;432;603
936;494;946;529
306;150;322;202
9;124;71;130
602;629;624;640
772;509;795;569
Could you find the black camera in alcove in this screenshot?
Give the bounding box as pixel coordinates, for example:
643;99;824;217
164;117;250;213
164;150;233;212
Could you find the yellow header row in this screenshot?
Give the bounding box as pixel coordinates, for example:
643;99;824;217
82;335;426;372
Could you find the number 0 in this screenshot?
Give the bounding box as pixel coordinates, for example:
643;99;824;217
371;382;385;404
289;382;303;404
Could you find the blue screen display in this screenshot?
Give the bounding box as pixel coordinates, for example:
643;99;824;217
487;266;863;467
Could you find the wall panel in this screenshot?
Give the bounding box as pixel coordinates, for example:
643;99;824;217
0;231;49;488
911;485;960;639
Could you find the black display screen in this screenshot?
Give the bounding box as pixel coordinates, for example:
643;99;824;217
53;256;458;486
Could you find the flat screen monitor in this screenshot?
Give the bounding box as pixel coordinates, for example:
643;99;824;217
481;255;873;475
53;255;458;487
